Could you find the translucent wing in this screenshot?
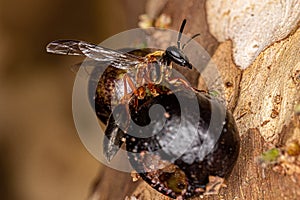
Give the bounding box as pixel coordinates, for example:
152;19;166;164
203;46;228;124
46;40;146;69
46;40;84;56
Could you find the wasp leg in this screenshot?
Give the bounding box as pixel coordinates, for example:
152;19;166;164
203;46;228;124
146;83;159;97
116;74;141;132
167;77;208;93
168;77;192;89
122;74;147;109
120;74;138;101
193;87;209;94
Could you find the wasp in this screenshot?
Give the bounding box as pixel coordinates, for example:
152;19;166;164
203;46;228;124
46;19;199;127
46;19;240;199
46;19;199;95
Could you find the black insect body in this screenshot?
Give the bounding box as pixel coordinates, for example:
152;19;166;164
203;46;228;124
106;84;240;199
46;19;240;199
164;46;192;69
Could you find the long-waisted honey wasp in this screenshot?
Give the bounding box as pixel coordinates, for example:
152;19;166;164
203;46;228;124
46;19;199;93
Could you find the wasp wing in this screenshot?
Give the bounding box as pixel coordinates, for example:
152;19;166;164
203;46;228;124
103;104;129;162
46;40;84;56
46;40;146;69
104;115;125;162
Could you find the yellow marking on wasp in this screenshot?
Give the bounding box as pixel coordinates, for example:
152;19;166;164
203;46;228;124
145;50;164;59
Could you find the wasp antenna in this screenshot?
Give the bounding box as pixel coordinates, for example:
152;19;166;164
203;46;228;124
182;33;201;50
177;19;187;49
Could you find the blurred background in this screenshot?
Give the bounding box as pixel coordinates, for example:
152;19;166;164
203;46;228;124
0;0;145;199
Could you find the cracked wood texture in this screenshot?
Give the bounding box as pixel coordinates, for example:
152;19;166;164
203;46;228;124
88;0;300;199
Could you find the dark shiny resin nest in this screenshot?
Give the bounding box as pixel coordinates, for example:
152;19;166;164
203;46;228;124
100;83;240;199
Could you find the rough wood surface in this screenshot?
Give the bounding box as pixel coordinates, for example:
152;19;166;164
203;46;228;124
89;0;300;199
198;41;242;112
234;28;300;143
88;167;140;200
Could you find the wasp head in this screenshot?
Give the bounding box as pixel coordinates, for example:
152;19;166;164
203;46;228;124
163;45;192;69
162;19;200;70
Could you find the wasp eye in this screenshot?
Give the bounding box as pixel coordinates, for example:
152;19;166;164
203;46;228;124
165;46;192;69
166;46;182;59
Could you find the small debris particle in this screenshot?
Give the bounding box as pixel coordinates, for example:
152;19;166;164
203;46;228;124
225;81;233;87
274;95;282;104
261;120;270;126
204;176;226;195
164;112;170;118
131;171;140;182
293;70;300;84
286;140;300;156
270;109;279;118
257;148;280;166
